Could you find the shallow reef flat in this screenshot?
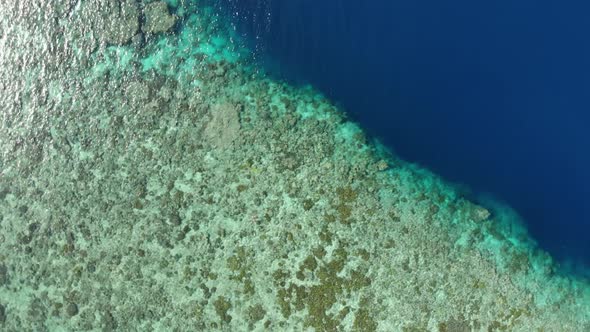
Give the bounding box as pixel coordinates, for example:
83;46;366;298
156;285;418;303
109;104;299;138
0;1;588;331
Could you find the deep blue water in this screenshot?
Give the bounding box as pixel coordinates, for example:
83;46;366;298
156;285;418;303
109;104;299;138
216;1;590;271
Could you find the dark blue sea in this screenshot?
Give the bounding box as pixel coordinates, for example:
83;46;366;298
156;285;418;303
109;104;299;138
214;0;590;273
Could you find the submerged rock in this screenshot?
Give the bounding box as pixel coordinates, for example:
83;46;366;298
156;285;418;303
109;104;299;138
204;103;242;148
103;0;141;45
71;0;140;46
131;32;146;49
142;1;177;34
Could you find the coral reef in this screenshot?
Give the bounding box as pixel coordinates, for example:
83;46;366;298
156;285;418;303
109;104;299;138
0;1;588;331
142;1;177;34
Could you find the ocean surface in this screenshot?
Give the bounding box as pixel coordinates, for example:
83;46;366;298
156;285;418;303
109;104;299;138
1;1;589;329
215;0;590;273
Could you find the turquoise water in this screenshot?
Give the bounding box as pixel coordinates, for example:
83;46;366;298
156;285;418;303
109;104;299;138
0;1;588;330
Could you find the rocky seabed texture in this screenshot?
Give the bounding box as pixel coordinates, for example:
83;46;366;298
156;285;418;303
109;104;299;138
0;1;588;331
